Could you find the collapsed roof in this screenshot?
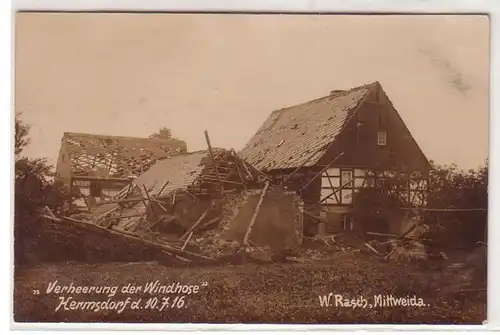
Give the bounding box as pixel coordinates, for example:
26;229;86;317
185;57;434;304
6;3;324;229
129;148;263;197
239;82;376;171
57;132;188;179
90;148;265;233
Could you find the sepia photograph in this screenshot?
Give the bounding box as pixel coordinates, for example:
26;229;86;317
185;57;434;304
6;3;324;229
13;13;489;324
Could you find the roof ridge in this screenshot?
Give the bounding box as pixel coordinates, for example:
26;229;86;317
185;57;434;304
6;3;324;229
271;81;377;116
156;147;227;160
63;132;185;143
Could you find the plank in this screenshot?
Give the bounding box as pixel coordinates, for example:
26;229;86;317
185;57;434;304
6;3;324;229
143;184;159;220
181;231;193;251
156;180;170;197
243;181;270;244
179;208;210;241
204;130;223;188
44;215;218;262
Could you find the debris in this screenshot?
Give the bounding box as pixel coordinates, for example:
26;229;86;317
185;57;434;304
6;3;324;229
179;209;209;241
41;214;219;265
181;232;193;251
42;143;309;265
364;242;381;255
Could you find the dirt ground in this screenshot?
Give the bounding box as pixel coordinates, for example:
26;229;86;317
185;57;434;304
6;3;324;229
13;253;486;324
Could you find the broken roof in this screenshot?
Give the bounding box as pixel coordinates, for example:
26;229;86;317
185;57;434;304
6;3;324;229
90;148;264;223
239;82;375;171
132;149;216;197
60;132;187;178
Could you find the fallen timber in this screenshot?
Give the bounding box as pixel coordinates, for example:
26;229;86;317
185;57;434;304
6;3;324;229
42;214;220;265
54;147;294;265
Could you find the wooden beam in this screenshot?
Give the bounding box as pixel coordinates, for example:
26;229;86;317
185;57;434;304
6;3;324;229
398;221;417;239
399;207;487;212
108;213;141;220
366;232;397;238
161;250;191;263
364;242;381;255
303;210;328;224
181;231;193;251
132;207;152;231
243;181;270;245
143;184;159;220
179;208;210;241
96;197;147;205
71;176;133;182
93;205;120;224
68;177;73;212
151;198;169;213
324;173;341;204
156;181;170;197
204;130;223;189
317;178;353;205
150;217;166;229
223;170;237;182
198;216;221;230
234;161;247;190
240;158;256;179
300;152;344;192
43;215;218;263
202;177;244;186
117;183;133;217
171;190;177;205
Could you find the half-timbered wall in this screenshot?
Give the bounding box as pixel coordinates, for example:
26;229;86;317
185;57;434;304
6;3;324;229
320;168;428;207
71;180;130;209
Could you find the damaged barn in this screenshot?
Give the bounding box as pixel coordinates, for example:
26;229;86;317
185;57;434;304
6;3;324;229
44;143;305;264
55;132;187;212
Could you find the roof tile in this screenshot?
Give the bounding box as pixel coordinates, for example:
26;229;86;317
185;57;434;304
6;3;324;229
62;132;187;178
239;84;373;171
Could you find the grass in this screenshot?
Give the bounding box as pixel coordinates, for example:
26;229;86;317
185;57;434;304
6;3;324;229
13;252;485;324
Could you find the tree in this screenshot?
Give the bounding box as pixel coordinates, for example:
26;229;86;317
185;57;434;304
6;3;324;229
425;161;488;247
14;113;67;263
149;127;175;140
351;161;488;247
426;160;488;211
351;173;407;234
15;112;30;157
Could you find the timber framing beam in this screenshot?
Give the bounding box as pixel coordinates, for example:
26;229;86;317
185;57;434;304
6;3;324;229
300;152;344;192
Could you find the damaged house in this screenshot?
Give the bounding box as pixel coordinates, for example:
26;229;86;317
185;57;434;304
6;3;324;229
87;147;303;254
55;132;187;211
43;147;305;264
239;82;431;236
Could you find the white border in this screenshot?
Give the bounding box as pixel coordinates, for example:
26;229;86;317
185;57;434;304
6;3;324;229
6;0;500;333
8;0;499;13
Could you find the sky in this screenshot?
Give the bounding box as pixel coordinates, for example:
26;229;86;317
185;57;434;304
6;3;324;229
15;13;490;170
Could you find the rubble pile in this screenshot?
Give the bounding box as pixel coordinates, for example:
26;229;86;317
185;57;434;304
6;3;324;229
42;149;305;265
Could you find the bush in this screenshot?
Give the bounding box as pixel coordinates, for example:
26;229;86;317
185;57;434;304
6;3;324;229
14;113;67;264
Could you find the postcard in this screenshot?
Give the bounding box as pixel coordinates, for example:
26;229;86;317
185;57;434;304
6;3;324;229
13;13;488;325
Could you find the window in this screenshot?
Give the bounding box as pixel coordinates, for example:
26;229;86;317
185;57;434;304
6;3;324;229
321;188;339;205
341;189;353;204
377;131;387;146
341;170;353;187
